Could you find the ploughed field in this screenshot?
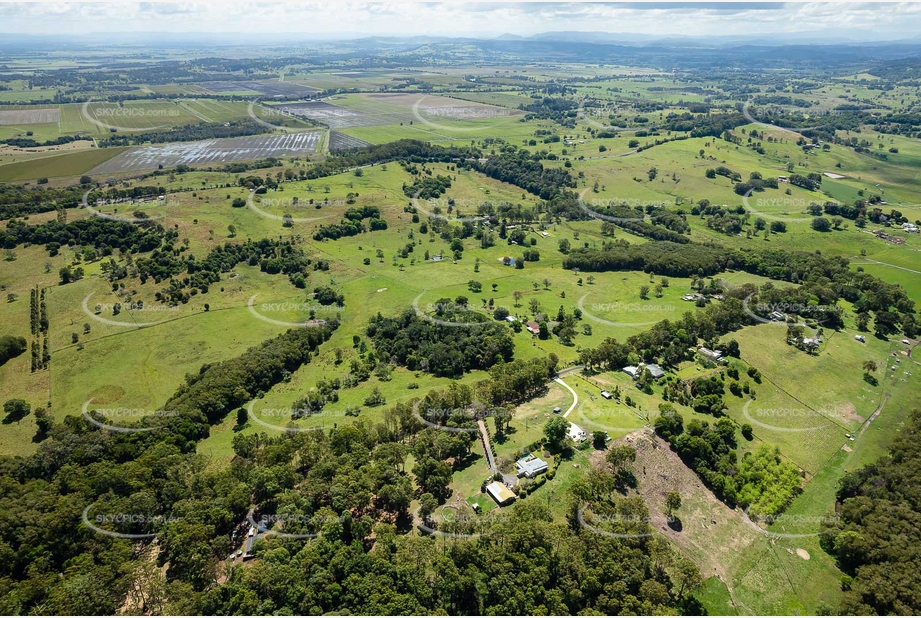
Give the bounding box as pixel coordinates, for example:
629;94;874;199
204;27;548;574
273;101;413;129
87;132;323;174
0;108;61;125
194;80;320;97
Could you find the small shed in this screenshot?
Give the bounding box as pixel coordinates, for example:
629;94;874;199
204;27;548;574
486;481;516;505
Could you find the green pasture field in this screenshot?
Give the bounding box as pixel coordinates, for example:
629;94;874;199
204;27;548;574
0;147;126;182
0;98;297;145
695;578;738;616
447;91;534;108
339;114;546;147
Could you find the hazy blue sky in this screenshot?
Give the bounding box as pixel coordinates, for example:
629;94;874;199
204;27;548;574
0;2;918;40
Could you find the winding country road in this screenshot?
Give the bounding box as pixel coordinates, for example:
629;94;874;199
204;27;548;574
554;376;579;418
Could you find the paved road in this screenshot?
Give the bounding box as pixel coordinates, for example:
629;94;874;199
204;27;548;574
554;376;579;418
477;420;498;475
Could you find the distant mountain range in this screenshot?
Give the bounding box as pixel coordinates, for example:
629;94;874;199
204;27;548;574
1;31;919;70
496;30;921;47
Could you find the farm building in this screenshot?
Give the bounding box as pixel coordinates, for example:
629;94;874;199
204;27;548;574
552;406;562;414
486;481;516;505
516;454;549;478
770;311;786;321
505;315;517;323
624;364;665;380
600;390;613;399
855;335;866;342
799;337;822;352
698;347;724;361
568;423;587;443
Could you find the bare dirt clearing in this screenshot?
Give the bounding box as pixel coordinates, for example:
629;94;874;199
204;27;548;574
596;429;766;583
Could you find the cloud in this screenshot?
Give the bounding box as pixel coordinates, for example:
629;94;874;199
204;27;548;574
0;2;917;39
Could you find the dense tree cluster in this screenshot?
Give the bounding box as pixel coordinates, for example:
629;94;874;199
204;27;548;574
0;184;87;219
0;323;335;614
195;501;697;615
820;409;921;615
164;324;337;425
563;240;730;277
402;174;452;199
0;216;173;255
0;335;27;366
566;240;914;336
467;148;577;200
0;308;701;615
663;111;747;138
303;140;481;180
367;308;513;378
88;185;166;202
312;213;388;242
579;295;751;373
479;356;558;406
154;238;315;302
0;134;92;149
654;407;802;516
519;96;579;127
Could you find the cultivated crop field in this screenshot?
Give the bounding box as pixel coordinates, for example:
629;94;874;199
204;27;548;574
196;80;320;97
87;132;323;174
0;107;60;125
273;100;414;129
